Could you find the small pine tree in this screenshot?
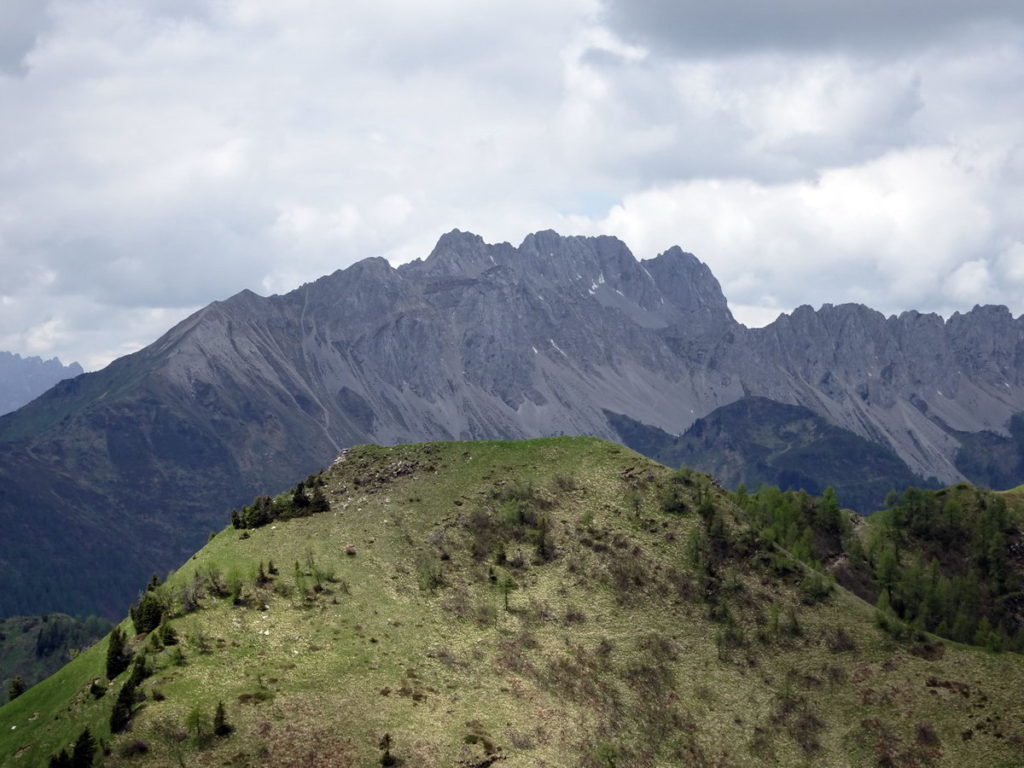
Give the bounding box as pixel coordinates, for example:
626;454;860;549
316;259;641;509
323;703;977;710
534;515;554;562
70;727;96;768
292;483;311;510
7;675;26;702
106;627;131;680
310;486;330;514
497;572;517;613
110;678;137;733
213;700;233;736
128;654;150;687
131;591;165;634
48;750;72;768
379;733;396;766
185;704;211;747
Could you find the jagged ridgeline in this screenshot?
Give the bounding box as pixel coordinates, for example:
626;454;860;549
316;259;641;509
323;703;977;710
2;438;1023;767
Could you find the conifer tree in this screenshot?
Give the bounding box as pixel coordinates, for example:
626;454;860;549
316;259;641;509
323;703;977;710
292;482;311;510
70;727;96;768
131;591;165;634
310;486;330;513
47;750;72;768
213;700;233;736
379;733;396;766
106;626;130;680
185;704;211;747
110;678;137;733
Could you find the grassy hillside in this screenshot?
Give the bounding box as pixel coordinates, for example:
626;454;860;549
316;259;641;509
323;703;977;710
1;615;111;700
2;438;1024;767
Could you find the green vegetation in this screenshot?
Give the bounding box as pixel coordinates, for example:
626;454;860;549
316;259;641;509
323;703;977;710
0;614;111;698
866;485;1024;651
2;438;1023;767
231;474;329;530
735;482;1024;654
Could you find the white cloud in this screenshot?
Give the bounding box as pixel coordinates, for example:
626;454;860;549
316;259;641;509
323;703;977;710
945;259;994;305
0;0;1022;370
587;145;1005;318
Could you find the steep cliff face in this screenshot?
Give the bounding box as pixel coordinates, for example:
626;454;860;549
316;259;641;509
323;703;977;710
726;303;1024;482
0;229;1021;617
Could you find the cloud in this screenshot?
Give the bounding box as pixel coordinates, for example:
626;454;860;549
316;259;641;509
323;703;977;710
0;0;1022;368
584;145;1017;321
0;0;52;75
602;0;1024;56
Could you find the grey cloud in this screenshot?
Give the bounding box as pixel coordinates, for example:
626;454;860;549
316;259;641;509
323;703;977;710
1;0;1022;369
0;0;51;75
603;0;1024;55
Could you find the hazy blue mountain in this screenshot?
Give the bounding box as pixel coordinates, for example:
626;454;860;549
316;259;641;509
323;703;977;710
0;352;83;416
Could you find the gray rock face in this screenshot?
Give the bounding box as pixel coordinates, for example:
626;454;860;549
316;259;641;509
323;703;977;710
0;228;1021;617
0;352;83;416
726;303;1024;482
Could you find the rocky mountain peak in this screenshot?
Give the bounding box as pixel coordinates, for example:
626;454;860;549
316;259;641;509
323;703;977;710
417;229;505;279
643;245;734;328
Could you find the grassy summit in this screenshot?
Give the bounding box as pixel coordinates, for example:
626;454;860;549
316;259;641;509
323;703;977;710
2;437;1023;767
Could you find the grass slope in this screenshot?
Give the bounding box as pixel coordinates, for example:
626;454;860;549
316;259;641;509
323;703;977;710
2;437;1024;767
0;615;111;698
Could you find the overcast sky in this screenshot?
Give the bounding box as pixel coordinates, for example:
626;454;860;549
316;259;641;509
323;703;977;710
2;0;1023;370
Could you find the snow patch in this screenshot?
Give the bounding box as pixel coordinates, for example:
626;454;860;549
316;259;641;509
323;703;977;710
549;339;567;357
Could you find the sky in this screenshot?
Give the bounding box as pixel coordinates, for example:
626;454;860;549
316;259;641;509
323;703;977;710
1;1;1023;370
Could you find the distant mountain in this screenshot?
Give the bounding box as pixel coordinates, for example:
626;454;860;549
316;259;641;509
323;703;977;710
0;229;1021;619
607;397;939;514
0;352;82;415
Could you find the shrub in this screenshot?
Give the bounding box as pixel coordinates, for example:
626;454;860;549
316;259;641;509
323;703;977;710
7;675;25;702
799;572;833;604
416;551;444;591
828;627;857;653
118;739;149;757
158;620;178;646
659;483;692;520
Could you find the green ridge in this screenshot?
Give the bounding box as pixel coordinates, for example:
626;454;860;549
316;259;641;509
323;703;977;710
2;437;1023;767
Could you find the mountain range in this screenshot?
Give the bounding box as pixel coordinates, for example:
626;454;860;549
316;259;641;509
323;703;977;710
0;229;1021;619
0;352;82;416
